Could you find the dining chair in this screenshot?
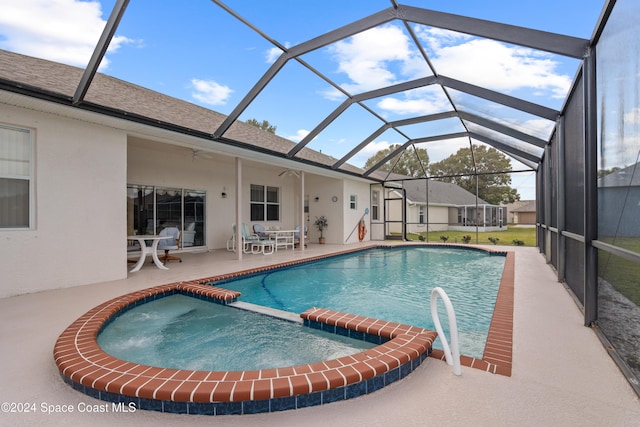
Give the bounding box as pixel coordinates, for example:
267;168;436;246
158;226;182;264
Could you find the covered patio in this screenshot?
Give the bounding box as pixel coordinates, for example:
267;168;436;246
1;0;640;419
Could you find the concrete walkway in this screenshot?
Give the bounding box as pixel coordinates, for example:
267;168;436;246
1;244;638;426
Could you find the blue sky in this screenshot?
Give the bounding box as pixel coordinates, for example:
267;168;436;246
0;0;606;200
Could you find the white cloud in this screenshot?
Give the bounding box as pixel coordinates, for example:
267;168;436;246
350;140;394;167
191;79;233;106
415;137;470;163
373;85;452;118
414;26;473;52
414;26;571;99
0;0;135;68
286;129;310;142
266;46;286;64
624;108;640;124
327;24;427;94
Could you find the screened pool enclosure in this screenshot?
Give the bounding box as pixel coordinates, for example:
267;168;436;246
0;0;638;396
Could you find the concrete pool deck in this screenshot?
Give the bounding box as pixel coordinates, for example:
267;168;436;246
1;243;639;426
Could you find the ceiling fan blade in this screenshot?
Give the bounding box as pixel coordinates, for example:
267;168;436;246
279;169;300;177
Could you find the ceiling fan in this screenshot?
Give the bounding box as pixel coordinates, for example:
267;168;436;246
278;169;301;178
191;149;216;161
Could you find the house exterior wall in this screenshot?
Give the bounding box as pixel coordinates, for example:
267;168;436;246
342;179;371;244
0;103;373;298
514;211;536;225
0;104;127;298
405;204;450;234
304;174;344;244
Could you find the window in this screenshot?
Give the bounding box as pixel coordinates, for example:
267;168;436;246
350;195;357;210
418;206;425;224
0;125;32;228
371;190;379;220
251;184;280;221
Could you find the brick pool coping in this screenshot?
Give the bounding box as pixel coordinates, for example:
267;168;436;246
53;244;513;414
430;250;514;376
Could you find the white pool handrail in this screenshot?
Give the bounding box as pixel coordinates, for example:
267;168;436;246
430;287;462;376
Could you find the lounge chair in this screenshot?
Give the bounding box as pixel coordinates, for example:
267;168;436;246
227;224;263;253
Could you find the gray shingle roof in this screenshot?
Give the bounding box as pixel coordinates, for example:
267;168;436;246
402;179;487;205
597;163;640;187
368;171;488;205
510;200;536;212
0;49;363;175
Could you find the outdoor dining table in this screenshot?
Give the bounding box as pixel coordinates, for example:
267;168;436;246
127;235;172;272
264;229;296;251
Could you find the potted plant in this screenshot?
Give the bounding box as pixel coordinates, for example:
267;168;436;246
314;216;328;244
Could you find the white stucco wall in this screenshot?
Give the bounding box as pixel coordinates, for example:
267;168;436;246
405;204;451;234
0;105;127;298
342;179;371;244
304;175;343;244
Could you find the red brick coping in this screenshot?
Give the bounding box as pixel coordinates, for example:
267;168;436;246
430;251;514;376
54;244;513;415
54;281;436;415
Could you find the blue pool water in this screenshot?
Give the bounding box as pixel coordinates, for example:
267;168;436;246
97;294;375;371
213;246;505;359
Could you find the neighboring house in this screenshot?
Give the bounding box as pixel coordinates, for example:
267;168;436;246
0;49;373;298
368;176;506;239
598;164;640;237
504;200;537;225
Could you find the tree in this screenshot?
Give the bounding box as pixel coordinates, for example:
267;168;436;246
363;144;429;177
246;118;276;134
429;145;520;204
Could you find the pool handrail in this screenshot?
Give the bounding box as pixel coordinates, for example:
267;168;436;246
430;287;462;376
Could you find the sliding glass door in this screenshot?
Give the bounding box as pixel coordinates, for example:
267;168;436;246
126;185;206;248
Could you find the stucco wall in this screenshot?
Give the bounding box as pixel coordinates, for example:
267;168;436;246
406;205;450;234
304;175;343;244
0;105;126;298
342;179;371;244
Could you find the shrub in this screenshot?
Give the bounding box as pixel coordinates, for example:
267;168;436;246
461;235;472;244
488;237;500;245
440;235;449;243
512;239;524;246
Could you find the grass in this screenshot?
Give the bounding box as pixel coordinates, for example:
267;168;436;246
404;226;537;246
598;236;640;306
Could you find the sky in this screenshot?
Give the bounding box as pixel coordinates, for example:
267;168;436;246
0;0;607;200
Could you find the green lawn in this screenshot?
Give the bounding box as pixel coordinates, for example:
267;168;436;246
598;236;640;306
404;226;537;246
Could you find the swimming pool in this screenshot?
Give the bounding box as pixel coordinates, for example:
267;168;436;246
212;246;505;359
97;293;375;371
54;244;513;415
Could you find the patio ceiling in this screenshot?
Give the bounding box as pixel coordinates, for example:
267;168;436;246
6;0;595;183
